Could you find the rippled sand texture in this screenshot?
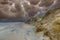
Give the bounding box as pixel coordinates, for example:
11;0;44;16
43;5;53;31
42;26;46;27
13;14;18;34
0;22;44;40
